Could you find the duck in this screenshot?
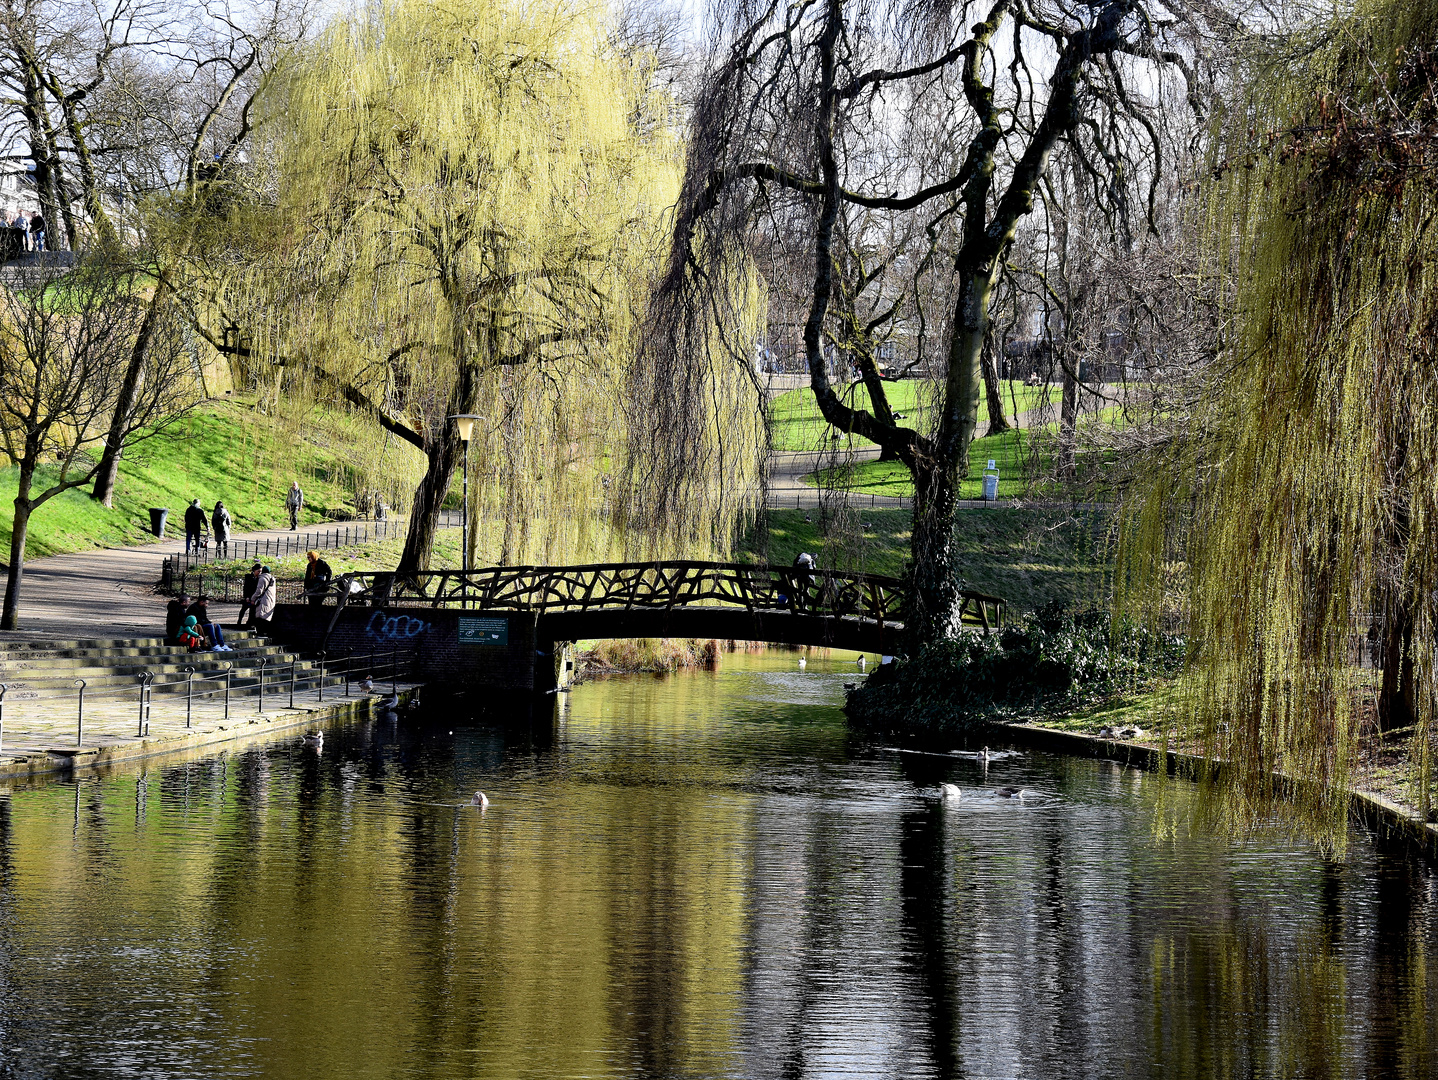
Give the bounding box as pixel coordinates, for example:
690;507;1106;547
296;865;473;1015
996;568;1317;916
993;786;1023;799
470;791;489;809
940;783;963;801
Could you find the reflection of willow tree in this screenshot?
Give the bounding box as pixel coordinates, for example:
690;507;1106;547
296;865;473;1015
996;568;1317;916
1119;0;1438;833
233;0;760;571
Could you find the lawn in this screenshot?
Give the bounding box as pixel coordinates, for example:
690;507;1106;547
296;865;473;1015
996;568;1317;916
769;379;1057;452
806;429;1037;499
744;505;1112;613
0;398;425;560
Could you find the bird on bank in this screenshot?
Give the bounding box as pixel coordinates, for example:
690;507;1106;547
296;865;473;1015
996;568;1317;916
359;675;374;693
471;791;489;809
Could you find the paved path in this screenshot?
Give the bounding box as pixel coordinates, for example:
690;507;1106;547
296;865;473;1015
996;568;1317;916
0;522;365;641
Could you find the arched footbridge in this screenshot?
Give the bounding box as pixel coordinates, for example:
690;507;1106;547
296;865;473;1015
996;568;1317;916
324;562;1005;654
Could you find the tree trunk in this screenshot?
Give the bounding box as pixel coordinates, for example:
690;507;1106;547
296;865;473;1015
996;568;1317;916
1058;354;1078;476
1379;592;1417;732
93;287;168;505
2;466;35;631
395;363;479;575
981;329;1010;437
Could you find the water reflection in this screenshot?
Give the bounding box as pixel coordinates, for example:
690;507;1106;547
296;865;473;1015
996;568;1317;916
0;653;1433;1078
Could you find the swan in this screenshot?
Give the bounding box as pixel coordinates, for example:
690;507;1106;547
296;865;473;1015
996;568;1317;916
797;656;806;670
940;783;962;801
302;731;324;745
857;655;866;670
471;791;489;809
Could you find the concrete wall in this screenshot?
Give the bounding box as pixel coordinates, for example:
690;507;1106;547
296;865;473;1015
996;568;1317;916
268;603;548;691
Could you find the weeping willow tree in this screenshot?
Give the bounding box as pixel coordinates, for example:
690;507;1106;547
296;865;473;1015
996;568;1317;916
230;0;763;572
1119;0;1438;833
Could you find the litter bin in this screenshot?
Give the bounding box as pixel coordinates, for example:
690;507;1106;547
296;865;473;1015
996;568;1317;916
148;507;169;538
981;459;1000;501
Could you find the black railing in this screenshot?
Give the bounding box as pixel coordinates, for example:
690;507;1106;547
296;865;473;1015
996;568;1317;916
316;561;1007;631
163;517;405;579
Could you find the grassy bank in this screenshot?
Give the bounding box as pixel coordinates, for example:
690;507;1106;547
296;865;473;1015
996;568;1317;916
745;506;1110;613
770;379;1056;453
1;398;426;561
807;429;1036;499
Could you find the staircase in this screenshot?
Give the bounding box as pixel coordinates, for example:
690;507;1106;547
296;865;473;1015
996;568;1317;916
0;633;348;705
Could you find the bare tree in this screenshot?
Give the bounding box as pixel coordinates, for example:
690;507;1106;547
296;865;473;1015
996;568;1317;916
645;0;1209;640
0;256;193;628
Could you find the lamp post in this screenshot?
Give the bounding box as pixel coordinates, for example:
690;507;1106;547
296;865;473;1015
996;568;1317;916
448;414;485;607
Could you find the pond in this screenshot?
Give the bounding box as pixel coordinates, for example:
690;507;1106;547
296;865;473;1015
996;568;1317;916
0;652;1434;1078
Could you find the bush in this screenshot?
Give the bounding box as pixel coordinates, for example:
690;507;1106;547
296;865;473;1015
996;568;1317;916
845;602;1185;733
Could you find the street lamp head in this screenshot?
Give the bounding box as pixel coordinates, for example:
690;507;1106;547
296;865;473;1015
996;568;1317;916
449;413;486;442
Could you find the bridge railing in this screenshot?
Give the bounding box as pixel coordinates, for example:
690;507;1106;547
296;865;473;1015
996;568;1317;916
314;561;1006;631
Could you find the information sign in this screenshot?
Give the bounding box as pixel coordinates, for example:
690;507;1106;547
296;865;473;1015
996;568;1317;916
458;615;509;646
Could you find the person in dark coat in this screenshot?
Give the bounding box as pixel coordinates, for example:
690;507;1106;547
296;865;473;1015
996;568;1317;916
28;211;44;252
791;552;817;611
234;563;262;628
186;596;228;649
211;501;232;556
166;593;191;644
303;550;333;605
183;499;207;555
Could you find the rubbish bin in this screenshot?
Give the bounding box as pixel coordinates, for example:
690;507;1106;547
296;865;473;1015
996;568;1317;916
981;459;999;501
148;507;169;538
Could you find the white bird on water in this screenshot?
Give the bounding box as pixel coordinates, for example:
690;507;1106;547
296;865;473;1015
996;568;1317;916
798;656;807;670
302;730;324;745
940;783;962;801
857;655;867;671
471;791;489;809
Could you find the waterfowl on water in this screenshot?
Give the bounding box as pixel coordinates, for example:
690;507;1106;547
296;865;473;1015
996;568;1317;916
797;656;806;670
302;731;324;745
994;786;1023;799
471;791;489;809
940;783;963;801
857;656;867;670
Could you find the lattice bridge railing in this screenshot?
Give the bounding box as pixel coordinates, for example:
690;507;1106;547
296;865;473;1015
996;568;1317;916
318;562;1006;632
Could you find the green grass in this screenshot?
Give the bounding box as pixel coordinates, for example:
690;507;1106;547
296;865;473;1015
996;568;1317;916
0;399;399;560
806;429;1037;499
744;506;1112;613
769;380;1057;453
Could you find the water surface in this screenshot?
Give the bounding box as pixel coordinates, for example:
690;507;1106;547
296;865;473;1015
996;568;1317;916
0;653;1434;1078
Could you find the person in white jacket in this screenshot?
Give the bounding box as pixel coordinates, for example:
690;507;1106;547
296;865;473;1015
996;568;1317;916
252;566;277;630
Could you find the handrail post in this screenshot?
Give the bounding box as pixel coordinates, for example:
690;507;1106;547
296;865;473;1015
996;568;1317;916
0;683;6;753
317;651;326;702
344;652;351;697
224;663;233;720
74;678;86;746
257;657;267;714
136;673;146;736
185;666;195;728
391;646;398;694
289;659;296;708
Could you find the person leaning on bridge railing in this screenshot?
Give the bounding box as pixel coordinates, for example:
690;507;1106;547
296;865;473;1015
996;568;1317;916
790;552;817;612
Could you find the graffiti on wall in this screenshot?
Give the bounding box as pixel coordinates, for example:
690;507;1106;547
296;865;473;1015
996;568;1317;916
365;611;431;642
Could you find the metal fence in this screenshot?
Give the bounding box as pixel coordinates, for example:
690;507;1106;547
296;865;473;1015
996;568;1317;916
166;516;407;573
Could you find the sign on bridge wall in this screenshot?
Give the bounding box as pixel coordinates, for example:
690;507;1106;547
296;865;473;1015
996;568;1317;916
458;615;509;646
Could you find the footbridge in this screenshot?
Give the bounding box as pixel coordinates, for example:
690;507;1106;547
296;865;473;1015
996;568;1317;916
322;561;1006;655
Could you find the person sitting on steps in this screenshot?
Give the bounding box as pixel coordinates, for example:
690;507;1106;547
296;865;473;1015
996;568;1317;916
177;616;210;652
186;596;230;651
166;593;191;645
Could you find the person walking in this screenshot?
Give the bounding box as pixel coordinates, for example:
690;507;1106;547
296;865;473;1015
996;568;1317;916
183;499;207;555
234;563;263;629
251;565;277;632
285;481;303;530
303;550;333;605
211;500;232;556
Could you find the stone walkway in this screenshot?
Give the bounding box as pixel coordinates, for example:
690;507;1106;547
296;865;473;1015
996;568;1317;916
0;521;375;641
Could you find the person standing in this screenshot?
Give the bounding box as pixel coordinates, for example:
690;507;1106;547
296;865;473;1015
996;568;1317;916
251;565;277;632
285;481;303;530
792;551;817;612
183;499;207;555
234;563;262;629
28;211;44;253
211;501;232;556
303;549;333;605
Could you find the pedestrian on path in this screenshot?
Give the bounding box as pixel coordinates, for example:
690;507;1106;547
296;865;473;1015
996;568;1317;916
211;501;232;556
235;563;262;628
285;481;303;530
304;550;332;605
183;499;207;555
251;565;277;631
